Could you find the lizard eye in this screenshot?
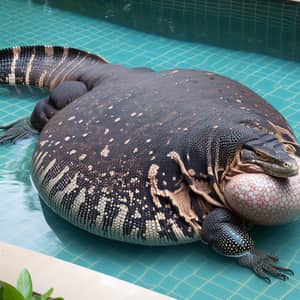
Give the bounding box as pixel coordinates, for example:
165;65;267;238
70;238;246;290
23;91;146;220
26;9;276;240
283;162;289;168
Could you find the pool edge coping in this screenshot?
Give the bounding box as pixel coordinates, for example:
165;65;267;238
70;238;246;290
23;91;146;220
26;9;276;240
0;242;174;300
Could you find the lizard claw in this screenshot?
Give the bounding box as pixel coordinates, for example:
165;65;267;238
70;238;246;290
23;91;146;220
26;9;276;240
237;250;294;283
0;118;38;144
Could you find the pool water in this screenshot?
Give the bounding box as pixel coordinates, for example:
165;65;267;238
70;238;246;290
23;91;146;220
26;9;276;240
1;0;300;299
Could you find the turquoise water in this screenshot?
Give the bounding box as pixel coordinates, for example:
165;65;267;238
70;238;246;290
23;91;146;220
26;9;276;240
1;0;300;299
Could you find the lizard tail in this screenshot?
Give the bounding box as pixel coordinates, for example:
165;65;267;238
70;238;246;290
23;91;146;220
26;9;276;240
0;45;108;144
0;45;108;90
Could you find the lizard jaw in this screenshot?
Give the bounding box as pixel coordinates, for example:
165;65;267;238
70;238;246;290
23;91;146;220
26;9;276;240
252;156;299;178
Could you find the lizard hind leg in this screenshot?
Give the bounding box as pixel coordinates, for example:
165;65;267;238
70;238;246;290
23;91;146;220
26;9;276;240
30;80;87;129
0;118;38;144
0;80;87;144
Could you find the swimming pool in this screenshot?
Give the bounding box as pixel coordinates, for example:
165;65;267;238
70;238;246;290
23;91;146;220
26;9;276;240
1;0;300;299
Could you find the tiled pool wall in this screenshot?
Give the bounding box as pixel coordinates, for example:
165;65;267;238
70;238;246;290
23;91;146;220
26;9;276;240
1;0;300;299
33;0;300;62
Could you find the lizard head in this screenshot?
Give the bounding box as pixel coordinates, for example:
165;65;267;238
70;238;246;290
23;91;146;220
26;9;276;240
238;132;299;178
224;135;300;225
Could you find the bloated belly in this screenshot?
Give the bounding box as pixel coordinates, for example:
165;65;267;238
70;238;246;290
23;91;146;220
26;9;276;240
224;156;300;225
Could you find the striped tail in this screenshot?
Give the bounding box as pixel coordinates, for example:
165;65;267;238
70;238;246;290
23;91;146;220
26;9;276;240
0;45;108;90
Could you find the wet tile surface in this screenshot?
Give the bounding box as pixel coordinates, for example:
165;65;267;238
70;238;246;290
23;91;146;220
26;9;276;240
0;1;300;299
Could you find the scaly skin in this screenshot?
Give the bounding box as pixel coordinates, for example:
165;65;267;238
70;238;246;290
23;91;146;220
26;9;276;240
224;155;300;225
0;45;299;283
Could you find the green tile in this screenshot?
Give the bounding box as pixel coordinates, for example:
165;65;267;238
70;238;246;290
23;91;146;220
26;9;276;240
117;272;138;283
171;263;196;280
72;257;91;268
160;276;180;291
184;274;206;289
237;286;260;300
190;289;220;300
263;281;297;299
282;288;300;300
230;295;249;300
173;282;196;299
201;282;234;299
126;261;149;277
56;249;76;261
1;1;300;300
212;275;241;292
140;269;164;286
92;259;124;276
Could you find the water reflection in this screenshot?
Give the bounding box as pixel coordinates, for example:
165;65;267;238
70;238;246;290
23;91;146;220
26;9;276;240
32;0;300;62
40;198;219;272
0;86;47;214
40;194;299;281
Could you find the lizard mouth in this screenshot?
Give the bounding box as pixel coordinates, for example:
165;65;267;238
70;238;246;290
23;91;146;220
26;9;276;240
239;149;299;178
252;158;299;178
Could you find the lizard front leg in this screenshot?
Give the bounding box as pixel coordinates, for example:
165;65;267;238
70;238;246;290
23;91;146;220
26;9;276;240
201;208;294;283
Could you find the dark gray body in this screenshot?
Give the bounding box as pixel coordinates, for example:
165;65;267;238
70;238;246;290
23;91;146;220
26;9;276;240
0;46;297;282
31;63;296;245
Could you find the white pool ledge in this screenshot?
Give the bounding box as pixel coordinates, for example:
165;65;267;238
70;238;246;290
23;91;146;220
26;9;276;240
0;242;174;300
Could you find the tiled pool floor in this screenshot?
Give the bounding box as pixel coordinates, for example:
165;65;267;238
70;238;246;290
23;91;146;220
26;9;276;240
1;1;300;299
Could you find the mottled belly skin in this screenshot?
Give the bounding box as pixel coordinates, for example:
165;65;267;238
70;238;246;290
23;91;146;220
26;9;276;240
224;156;300;225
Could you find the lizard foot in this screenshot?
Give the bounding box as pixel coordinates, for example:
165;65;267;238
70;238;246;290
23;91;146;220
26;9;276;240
237;250;294;283
0;118;38;144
